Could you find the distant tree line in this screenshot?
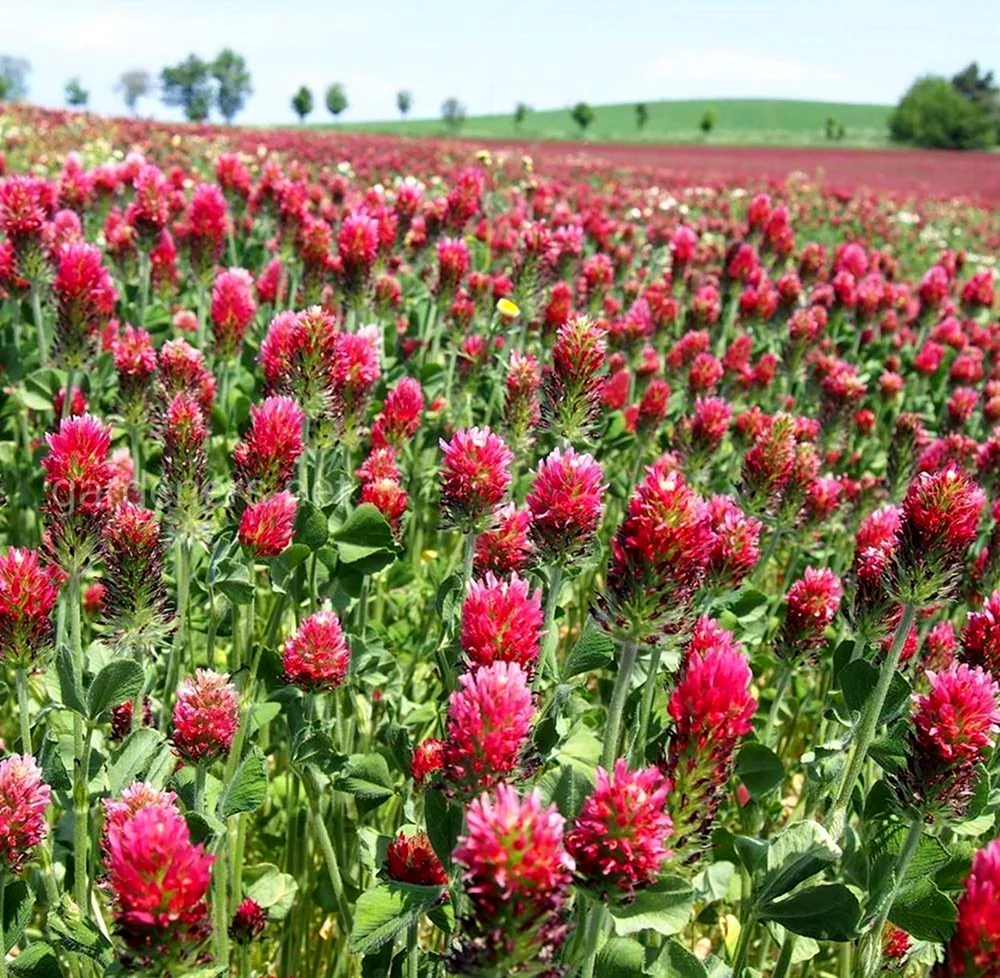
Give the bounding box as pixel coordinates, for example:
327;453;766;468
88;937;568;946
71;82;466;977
6;46;991;149
890;62;998;149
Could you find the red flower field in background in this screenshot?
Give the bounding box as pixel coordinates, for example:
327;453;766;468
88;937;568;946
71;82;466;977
0;98;997;978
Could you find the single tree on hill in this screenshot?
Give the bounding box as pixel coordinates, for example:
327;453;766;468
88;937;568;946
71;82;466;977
65;77;89;108
397;89;412;118
635;102;649;131
212;49;252;123
441;97;466;132
0;55;30;101
514;102;529;130
824;116;845;140
291;85;314;123
161;54;213;122
117;70;152;115
570;101;595;134
326;83;348;120
700;107;717;135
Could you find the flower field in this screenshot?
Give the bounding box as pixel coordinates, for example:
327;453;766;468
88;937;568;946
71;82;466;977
0;103;999;978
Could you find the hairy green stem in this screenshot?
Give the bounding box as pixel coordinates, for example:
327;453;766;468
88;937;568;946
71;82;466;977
69;572;91;916
761;663;793;748
827;603;916;840
303;767;352;928
15;668;33;757
31;283;47;366
772;933;796;978
629;644;663;767
600;639;639;771
730;909;757;978
539;564;563;685
406;920;419;978
860;816;922;978
579;899;606;978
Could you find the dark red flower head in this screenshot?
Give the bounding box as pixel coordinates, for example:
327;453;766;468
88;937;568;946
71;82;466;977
461;573;543;671
565;760;671;897
238;491;298;557
171;669;239;764
439;427;513;531
526;447;604;562
282;609;350;692
385;831;448;887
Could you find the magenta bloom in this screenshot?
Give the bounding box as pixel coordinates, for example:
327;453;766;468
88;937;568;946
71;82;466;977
52;242;118;367
0;754;52;874
601;458;714;638
337;209;379;299
941;837;1000;977
441;661;534;799
453;784;573;922
526;448;604;562
474;504;534;577
896;664;1000;816
211;267;257;357
439;427;513;531
0;548;64;667
962;590;1000;681
543;316;608;439
104;799;213;955
331;325;382;429
171;669;239;764
184;183;229;276
667;618;755;854
705;495;761;590
233;395;306;499
158;338;216;414
238;491;297;557
372;376;424;448
899;467;984;595
565;760;671;897
779;567;843;659
42;413;113;510
461;573;543;671
282;609;351;692
258;306;337;416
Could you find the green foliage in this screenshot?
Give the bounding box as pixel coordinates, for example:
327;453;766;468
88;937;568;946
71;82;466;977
441;96;466;132
291;85;314;123
635;102;649;130
116;69;152;115
326;82;348;119
570;101;595;132
825;116;845;140
514;101;530;128
0;55;30;101
699;107;717;134
160;54;213;122
396;89;412;117
64;77;89;108
889;75;994;149
212;48;253;123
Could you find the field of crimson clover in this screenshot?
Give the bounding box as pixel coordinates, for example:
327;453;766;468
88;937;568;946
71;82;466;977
0;106;998;978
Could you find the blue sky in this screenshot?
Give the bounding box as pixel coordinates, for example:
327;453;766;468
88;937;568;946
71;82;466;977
1;0;997;124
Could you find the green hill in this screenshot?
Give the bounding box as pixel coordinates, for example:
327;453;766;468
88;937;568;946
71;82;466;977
329;98;893;147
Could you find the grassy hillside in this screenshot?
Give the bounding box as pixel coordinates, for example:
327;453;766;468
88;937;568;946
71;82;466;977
328;98;893;147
